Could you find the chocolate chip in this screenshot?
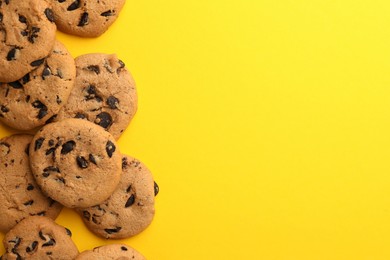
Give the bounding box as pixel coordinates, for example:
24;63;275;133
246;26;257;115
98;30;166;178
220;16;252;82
37;211;46;216
89;154;97;165
106;140;116;158
87;65;100;74
39;231;46;240
25;95;31;102
8;81;23;89
126;185;132;193
27;184;34;191
42;238;56;247
101;10;114;17
65;228;72;237
58;0;66;2
83;210;91;220
43;166;60;176
42;66;51;79
30;58;45;67
45;147;55;156
104;227;121;234
45;114;57;124
22;73;30;84
61;141;76;154
56;177;65;184
44;8;55;22
49;139;55;146
121;246;128;251
154;181;159;196
1;105;9;113
18;15;27;23
7;48;17;61
122;157;128;169
107;96;119;109
118;59;125;68
125;194;135;207
95;112;112;129
26;241;38;253
78;12;89;27
28;27;40;43
23;200;34;206
32;100;48;119
76;156;88;168
67;0;80;11
46;252;52;256
34;137;45;151
0;13;3;22
56;95;61;104
75;112;87;119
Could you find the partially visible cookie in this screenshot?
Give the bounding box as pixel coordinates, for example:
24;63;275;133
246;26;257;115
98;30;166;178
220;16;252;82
56;53;137;139
50;0;126;37
77;155;156;239
1;216;78;260
75;244;145;260
0;0;56;82
0;40;76;130
29;118;122;208
0;134;62;233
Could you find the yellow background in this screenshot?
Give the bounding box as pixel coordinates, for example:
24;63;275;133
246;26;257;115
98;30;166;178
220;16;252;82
2;0;390;259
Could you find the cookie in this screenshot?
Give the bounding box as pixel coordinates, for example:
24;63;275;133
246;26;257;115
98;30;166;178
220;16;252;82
50;0;126;37
0;0;56;82
29;118;122;208
0;40;76;130
77;155;157;239
0;134;62;233
56;53;137;139
75;244;145;260
1;216;78;260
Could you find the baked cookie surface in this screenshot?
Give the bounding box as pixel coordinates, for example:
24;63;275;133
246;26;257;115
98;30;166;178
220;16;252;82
56;53;137;139
50;0;126;37
77;155;156;239
1;216;78;260
0;134;62;233
0;40;76;130
75;244;145;260
29;118;122;208
0;0;56;82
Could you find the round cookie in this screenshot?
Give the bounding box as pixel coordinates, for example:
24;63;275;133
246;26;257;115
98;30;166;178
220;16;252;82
0;0;56;82
77;155;156;239
0;40;76;130
1;216;78;260
50;0;126;37
75;244;145;260
29;118;122;208
0;134;62;233
56;53;137;139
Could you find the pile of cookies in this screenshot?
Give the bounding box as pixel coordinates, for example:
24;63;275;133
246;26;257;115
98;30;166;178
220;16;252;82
0;0;158;259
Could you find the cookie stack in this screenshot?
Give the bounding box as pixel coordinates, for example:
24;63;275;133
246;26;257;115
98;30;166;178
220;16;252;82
0;0;157;259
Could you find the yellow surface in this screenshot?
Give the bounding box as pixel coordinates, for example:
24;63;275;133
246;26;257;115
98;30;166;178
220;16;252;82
3;0;390;259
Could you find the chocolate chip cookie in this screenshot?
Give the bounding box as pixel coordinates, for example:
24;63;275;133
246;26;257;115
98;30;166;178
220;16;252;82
50;0;126;37
75;244;145;260
29;118;122;208
0;134;62;233
0;40;76;130
56;53;137;139
0;0;56;82
1;216;78;260
77;155;157;239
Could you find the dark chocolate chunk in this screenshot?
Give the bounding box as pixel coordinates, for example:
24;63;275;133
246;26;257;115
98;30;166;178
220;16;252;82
122;157;128;169
30;58;45;67
45;147;55;156
87;65;100;74
1;105;9;113
46;252;52;256
104;227;122;234
18;15;27;23
7;48;17;61
125;194;135;208
49;140;55;146
76;156;88;169
37;211;46;217
83;210;91;220
0;13;3;22
25;95;31;102
32;100;48;119
75;112;87;119
154;181;159;196
45;114;57;124
39;231;46;240
56;95;61;104
56;177;65;184
118;59;125;68
65;228;72;237
121;246;128;251
101;10;114;17
106;140;116;158
8;81;23;89
89;154;97;165
42;238;55;247
126;185;132;193
23;200;34;206
22;73;30;84
61;141;76;154
67;0;80;11
27;184;34;191
78;12;89;27
26;241;38;253
42;66;51;79
95;112;112;129
35;137;45;151
107;96;119;109
44;8;55;22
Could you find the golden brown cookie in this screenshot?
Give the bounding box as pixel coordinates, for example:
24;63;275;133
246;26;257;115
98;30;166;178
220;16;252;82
75;244;145;260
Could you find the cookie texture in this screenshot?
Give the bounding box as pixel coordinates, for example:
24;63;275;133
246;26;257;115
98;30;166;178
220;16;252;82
0;134;62;233
77;155;156;239
1;216;78;260
50;0;126;37
0;40;76;130
0;0;56;82
29;118;122;208
75;244;145;260
56;53;137;139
